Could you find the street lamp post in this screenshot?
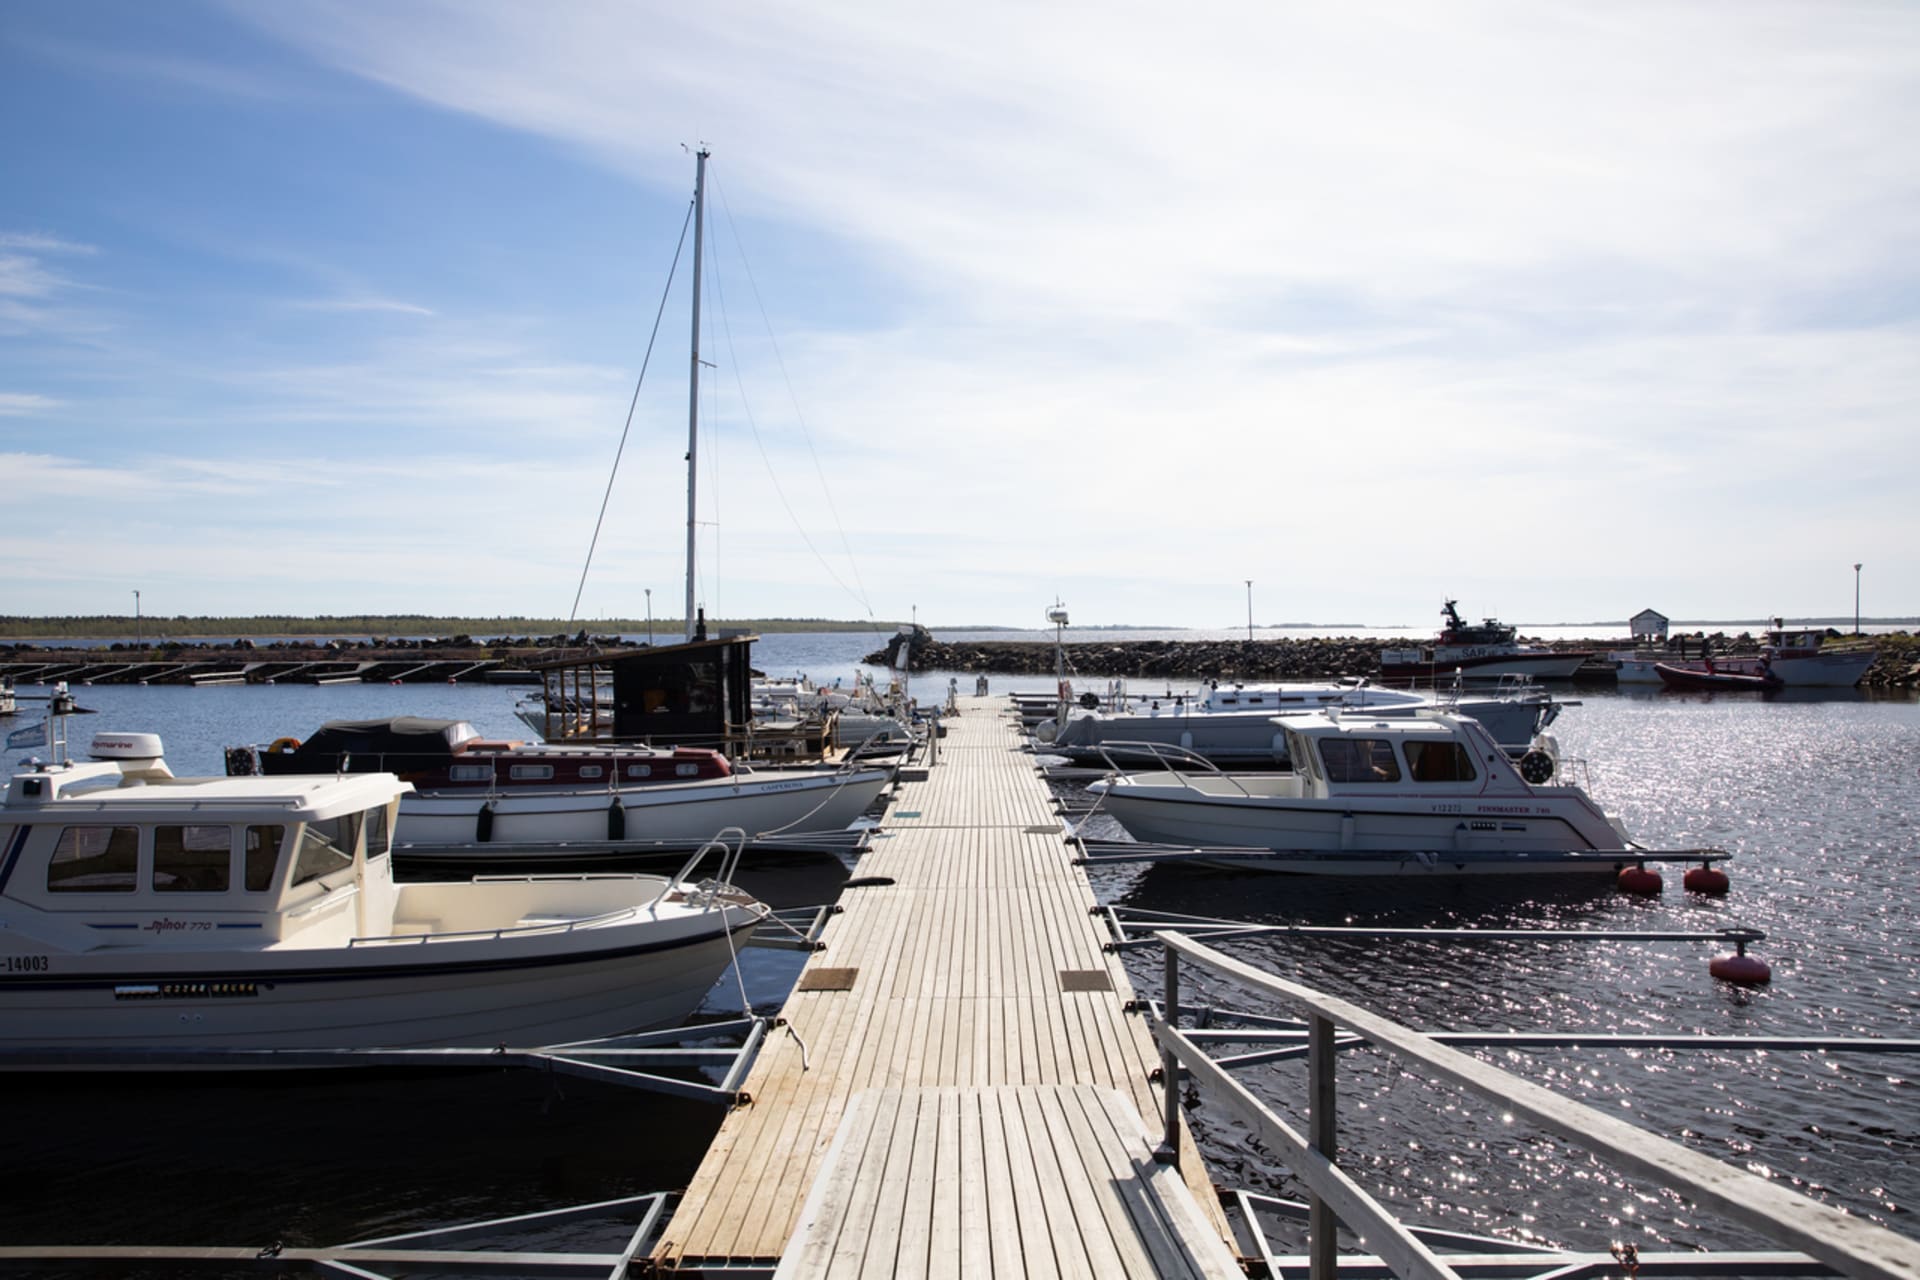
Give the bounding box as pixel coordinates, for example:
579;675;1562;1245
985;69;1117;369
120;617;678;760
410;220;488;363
133;590;141;649
645;588;654;645
1245;580;1253;642
1854;563;1862;635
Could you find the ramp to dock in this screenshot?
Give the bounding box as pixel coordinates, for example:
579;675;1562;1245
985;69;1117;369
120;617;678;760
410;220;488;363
651;695;1234;1274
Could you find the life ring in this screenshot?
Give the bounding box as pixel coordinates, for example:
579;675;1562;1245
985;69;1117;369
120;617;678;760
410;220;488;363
267;736;302;755
1518;749;1554;784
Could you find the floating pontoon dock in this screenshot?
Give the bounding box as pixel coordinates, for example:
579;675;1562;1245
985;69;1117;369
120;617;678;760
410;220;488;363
651;693;1239;1276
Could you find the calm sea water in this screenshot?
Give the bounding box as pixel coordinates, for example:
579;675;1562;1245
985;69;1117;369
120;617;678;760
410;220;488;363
3;633;1917;1264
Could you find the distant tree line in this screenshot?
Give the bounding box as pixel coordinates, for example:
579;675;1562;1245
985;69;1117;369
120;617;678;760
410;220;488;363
0;615;906;640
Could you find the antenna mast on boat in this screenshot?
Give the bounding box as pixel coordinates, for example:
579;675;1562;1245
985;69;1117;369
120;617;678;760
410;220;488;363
685;145;709;643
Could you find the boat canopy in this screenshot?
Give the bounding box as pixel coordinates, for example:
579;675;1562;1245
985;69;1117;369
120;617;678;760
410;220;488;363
270;717;481;775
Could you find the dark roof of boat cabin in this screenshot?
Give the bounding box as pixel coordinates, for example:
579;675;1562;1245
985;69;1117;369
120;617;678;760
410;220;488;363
529;632;760;672
295;717;476;760
315;716;469;737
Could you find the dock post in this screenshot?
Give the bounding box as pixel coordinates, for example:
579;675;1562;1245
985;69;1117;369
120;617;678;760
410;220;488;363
1309;1012;1338;1280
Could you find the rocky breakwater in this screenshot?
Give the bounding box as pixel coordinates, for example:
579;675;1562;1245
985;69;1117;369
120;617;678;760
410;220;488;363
1861;632;1920;689
870;629;1390;681
866;627;1920;689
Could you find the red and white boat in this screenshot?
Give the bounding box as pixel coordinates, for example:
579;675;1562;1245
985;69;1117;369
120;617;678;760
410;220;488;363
1379;600;1592;682
240;717;891;855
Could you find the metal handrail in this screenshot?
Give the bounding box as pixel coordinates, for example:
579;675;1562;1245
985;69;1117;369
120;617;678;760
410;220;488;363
1089;739;1259;798
1149;930;1920;1280
654;826;748;912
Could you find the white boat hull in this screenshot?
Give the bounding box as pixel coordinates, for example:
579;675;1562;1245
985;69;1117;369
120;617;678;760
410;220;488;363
1618;650;1876;688
1764;651;1877;687
0;890;763;1052
397;768;891;849
1049;695;1553;764
1609;655;1665;684
1093;774;1629;876
1379;652;1589;681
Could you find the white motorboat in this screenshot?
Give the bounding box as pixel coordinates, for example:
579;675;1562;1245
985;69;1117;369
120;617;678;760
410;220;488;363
0;677;16;718
1379;600;1592;681
1748;621;1877;687
1037;677;1565;765
0;725;767;1055
1611;621;1877;688
239;717;892;854
1607;651;1666;684
1086;708;1646;875
753;672;918;755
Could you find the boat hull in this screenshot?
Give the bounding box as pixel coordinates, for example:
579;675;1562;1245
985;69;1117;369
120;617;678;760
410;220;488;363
1763;651;1877;687
397;768;891;849
1093;776;1628;875
1377;651;1590;681
0;902;761;1053
1653;663;1780;692
1049;695;1554;765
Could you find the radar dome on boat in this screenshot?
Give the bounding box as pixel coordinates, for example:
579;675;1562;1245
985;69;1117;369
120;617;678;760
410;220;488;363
89;732;165;760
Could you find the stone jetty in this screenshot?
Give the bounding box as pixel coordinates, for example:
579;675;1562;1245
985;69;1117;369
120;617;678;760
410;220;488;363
869;626;1920;689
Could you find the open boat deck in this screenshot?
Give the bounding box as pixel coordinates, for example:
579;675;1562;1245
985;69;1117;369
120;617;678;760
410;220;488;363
652;695;1237;1276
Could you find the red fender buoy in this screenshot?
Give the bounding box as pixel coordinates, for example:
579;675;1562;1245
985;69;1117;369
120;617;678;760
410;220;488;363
1709;952;1771;985
1617;865;1663;895
1684;865;1730;895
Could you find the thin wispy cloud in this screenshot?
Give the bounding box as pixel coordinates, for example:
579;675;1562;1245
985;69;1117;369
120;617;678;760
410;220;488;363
292;297;437;316
0;393;61;416
2;2;1914;621
12;34;297;101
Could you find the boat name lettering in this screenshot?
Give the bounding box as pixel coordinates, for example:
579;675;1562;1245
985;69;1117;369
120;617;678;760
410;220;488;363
762;781;806;792
1473;805;1538;815
143;918;214;934
3;955;49;973
1429;803;1463;814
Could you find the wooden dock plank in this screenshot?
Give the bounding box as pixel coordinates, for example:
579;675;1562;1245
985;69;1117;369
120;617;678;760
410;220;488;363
774;1087;1241;1280
657;696;1234;1271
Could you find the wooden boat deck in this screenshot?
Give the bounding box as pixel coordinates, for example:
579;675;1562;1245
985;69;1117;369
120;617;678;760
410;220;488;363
651;694;1236;1274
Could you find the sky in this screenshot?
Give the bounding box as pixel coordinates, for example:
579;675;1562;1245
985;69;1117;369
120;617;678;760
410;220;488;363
2;2;1915;630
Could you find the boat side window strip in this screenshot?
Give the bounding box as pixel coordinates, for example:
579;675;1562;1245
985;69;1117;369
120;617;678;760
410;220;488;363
47;825;141;893
1319;738;1403;784
152;824;232;893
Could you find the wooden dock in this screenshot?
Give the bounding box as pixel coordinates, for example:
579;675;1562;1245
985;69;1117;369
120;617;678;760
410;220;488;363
651;694;1238;1276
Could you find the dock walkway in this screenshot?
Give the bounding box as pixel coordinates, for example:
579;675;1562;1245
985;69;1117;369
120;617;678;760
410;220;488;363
652;694;1236;1276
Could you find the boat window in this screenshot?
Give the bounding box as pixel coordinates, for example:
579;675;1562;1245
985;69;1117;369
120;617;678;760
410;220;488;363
290;816;356;887
447;764;491;782
627;764;653;778
153;825;232;893
509;764;554;781
578;765;604;780
1403;740;1477;783
244;825;284;891
1318;738;1402;784
47;826;140;893
676;762;700;777
364;805;391;859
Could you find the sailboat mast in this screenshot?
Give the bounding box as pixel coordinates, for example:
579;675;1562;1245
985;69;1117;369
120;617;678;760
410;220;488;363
684;146;709;642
